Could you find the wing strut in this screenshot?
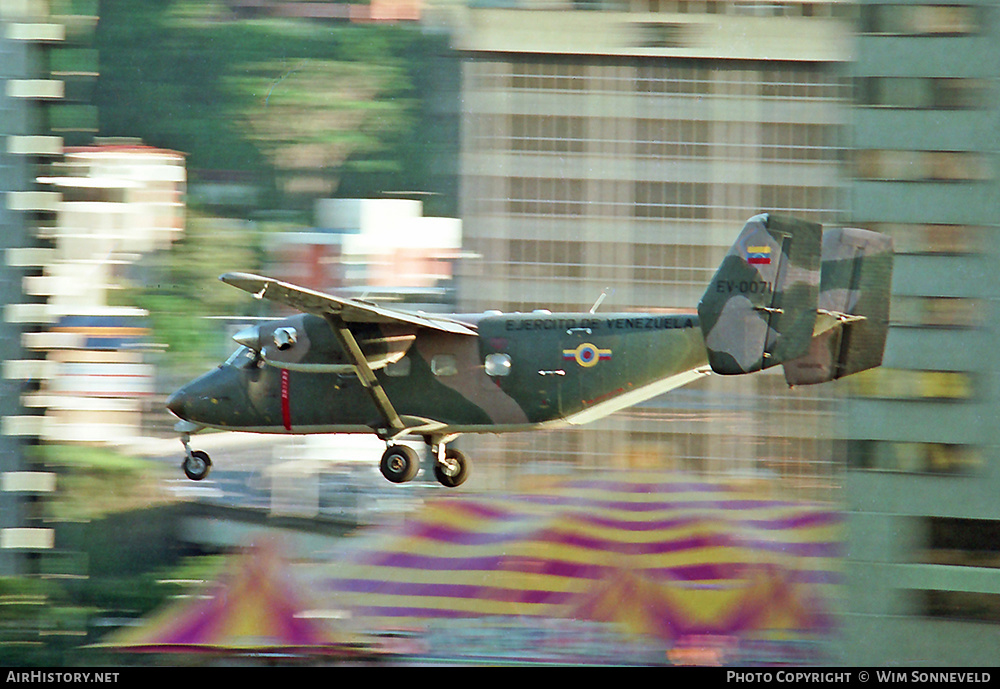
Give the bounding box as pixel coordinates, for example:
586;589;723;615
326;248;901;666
327;316;406;439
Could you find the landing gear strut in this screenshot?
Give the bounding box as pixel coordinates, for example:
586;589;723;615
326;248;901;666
433;448;469;488
179;428;211;481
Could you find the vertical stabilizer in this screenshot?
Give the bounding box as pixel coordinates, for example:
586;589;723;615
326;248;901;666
698;214;822;375
782;227;894;385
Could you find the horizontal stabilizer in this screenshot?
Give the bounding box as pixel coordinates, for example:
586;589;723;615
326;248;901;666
782;227;894;386
698;214;822;375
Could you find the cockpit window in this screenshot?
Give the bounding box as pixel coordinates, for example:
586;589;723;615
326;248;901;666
225;346;262;369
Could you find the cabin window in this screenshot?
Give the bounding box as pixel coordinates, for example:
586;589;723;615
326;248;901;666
485;353;512;377
431;354;458;377
225;346;262;370
385;357;411;377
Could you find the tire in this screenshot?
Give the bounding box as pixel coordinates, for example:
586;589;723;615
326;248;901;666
380;445;420;483
183;450;212;481
434;448;469;488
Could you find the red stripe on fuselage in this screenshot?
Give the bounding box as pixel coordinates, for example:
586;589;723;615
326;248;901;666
281;368;291;431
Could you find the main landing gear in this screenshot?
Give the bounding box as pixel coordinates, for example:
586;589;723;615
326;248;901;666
380;444;420;484
378;436;469;488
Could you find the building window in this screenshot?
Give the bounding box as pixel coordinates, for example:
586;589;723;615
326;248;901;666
510;115;586;154
859;4;982;36
858;223;981;255
509;177;586;217
633;181;710;219
759;185;838;217
760;66;847;101
856;77;987;110
848;440;981;474
849;368;973;401
854;150;991;182
509;239;584;279
510;61;587;92
891;296;984;329
761;122;841;162
924;517;1000;567
635;64;711;96
920;590;1000;624
635;118;711;159
632;243;712;286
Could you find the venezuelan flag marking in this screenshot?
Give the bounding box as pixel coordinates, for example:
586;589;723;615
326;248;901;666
747;245;772;265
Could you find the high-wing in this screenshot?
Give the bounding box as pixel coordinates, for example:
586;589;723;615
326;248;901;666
219;272;478;336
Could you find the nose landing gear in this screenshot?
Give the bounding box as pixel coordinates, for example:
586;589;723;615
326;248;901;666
178;424;211;481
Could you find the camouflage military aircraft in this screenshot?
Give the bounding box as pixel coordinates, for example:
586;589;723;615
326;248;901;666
166;214;893;487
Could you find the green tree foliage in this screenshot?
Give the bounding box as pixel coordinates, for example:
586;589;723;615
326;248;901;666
230;57;412;198
126;213;263;377
94;0;439;209
95;1;460;373
95;0;268;174
0;577;85;666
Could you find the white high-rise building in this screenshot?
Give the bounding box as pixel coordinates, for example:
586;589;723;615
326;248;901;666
450;1;855;493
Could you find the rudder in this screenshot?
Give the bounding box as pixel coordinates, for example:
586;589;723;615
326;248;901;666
782;227;894;385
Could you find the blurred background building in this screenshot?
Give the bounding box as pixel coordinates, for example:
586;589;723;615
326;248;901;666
841;0;1000;664
0;0;99;576
274;197;462;303
447;0;1000;662
1;2;182;576
453;1;853;493
24;141;184;443
0;0;998;666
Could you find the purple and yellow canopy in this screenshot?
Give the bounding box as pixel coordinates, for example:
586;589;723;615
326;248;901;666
98;542;358;654
315;471;842;641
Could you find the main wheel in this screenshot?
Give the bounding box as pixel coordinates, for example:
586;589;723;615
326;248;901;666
434;448;469;488
183;450;212;481
380;445;420;483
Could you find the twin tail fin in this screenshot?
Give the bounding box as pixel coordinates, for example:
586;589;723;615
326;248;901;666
698;213;893;385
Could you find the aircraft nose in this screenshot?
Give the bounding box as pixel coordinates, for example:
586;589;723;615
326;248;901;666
164;366;248;428
165;374;218;424
165;387;190;421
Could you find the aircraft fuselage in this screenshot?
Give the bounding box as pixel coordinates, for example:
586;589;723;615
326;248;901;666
166;214;894;486
166;311;709;437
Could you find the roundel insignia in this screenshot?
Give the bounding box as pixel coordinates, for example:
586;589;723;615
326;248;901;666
562;343;612;368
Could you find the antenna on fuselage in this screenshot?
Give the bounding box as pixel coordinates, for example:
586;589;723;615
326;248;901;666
590;287;613;314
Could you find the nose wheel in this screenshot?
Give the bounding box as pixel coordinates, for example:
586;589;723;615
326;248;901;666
180;430;212;481
183;450;212;481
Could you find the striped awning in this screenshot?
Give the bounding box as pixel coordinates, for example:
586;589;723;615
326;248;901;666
314;470;841;641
